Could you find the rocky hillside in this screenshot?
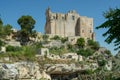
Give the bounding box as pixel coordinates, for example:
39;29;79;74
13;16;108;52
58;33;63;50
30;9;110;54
0;36;119;80
112;52;120;72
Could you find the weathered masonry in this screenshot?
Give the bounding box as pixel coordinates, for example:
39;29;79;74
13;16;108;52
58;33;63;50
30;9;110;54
45;7;95;40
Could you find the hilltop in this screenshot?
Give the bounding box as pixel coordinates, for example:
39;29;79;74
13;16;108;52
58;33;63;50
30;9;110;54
0;32;119;80
0;9;119;80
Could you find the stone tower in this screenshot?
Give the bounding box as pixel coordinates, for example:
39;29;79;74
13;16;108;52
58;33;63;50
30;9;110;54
44;8;95;40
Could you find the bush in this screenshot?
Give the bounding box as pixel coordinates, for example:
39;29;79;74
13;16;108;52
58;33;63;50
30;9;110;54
34;42;43;48
77;48;94;57
98;59;107;67
42;34;49;41
76;38;85;48
82;69;93;74
87;39;100;50
0;40;3;47
6;45;22;52
105;50;112;55
61;37;68;43
51;35;61;40
87;39;94;46
67;44;76;52
91;41;100;50
85;48;94;56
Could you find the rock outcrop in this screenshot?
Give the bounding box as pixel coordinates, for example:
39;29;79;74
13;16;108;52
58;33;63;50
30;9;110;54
44;64;81;74
0;62;51;80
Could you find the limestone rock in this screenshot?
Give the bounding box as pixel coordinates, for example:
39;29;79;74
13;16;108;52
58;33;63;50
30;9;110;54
44;64;81;74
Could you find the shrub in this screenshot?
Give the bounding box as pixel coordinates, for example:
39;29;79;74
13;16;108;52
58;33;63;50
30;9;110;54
61;37;68;43
6;45;22;52
87;39;100;50
82;69;93;74
91;41;100;50
85;48;94;56
76;38;85;48
77;48;94;57
77;48;85;55
87;39;94;46
51;35;61;40
34;42;43;48
98;59;107;67
0;40;3;47
67;44;76;52
42;34;49;41
105;50;112;55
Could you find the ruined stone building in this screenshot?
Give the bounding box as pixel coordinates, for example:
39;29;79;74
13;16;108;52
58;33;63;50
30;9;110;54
45;8;95;40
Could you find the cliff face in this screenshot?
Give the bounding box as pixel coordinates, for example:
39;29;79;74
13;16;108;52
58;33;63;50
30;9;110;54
0;62;51;80
0;62;117;80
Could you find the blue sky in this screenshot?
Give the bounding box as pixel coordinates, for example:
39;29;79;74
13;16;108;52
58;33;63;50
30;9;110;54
0;0;120;55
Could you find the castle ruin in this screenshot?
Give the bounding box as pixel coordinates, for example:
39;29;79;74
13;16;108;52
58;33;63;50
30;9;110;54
45;8;95;40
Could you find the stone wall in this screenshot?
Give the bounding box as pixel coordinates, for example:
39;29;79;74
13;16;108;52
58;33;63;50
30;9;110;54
45;8;95;40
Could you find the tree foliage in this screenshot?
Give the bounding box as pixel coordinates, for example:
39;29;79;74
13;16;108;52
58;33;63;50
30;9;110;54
18;15;35;33
96;8;120;50
4;24;13;36
0;20;12;38
17;15;36;44
76;38;85;48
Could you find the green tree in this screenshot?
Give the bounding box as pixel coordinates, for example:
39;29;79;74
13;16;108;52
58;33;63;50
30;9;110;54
76;38;85;48
4;24;12;36
0;24;12;38
17;15;36;44
96;8;120;50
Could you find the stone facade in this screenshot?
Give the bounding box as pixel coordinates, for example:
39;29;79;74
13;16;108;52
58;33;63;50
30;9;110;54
45;7;95;40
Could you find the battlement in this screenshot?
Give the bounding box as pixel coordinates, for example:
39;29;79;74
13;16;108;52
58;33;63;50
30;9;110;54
46;8;80;21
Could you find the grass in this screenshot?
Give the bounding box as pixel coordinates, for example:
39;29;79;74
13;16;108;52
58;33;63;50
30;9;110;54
0;45;37;62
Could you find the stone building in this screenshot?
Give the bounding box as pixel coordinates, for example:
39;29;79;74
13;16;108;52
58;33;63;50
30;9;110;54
45;8;95;40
